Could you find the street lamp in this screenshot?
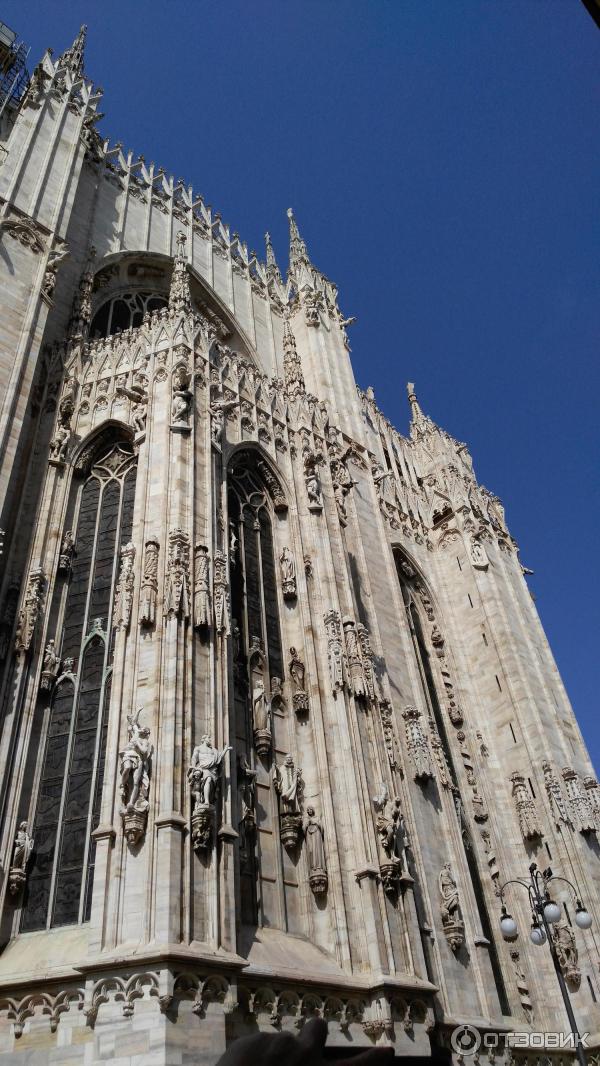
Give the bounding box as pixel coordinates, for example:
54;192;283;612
498;863;591;1066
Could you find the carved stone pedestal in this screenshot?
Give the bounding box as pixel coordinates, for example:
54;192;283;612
253;728;272;757
442;917;465;952
7;867;26;896
280;813;302;850
39;669;57;692
293;691;309;716
122;807;147;846
309;868;328;895
191;803;215;851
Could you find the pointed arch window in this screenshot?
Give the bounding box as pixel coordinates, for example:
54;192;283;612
228;453;292;928
393;549;510;1016
22;440;136;931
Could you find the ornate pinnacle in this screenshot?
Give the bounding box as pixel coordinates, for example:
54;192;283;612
287;208;310;268
265;232;282;283
57;25;87;78
406;381;436;441
169;231;192;314
282;312;305;398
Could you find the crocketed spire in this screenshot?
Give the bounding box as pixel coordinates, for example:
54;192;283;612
168;231;192;313
287;208;310;269
57;25;87;78
282;311;305;397
265;231;282;283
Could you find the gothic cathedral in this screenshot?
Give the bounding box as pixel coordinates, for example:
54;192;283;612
0;25;597;1065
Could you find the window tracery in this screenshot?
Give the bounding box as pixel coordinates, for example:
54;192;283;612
21;439;137;931
89;291;167;338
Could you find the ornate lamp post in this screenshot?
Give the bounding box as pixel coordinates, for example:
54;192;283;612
498;862;592;1066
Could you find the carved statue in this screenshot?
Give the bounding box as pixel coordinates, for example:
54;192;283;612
8;822;34;895
343;618;367;699
439;862;459;921
239;754;257;829
171;366;192;425
119;708;153;845
330;447;358;524
279;546;297;600
304;451;324;511
439;861;464;951
552;923;580;983
252;677;271;734
273;754;301;814
49;421;70;462
40;639;60;691
58;530;75;573
374;790;409;875
188;735;231;808
304;806;328;894
117;371;148;435
210;396;237;445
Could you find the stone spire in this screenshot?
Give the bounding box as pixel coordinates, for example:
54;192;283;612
287;208;310;269
406;382;434;439
282;312;305;397
57;25;87;79
169;232;192;314
265;232;282;283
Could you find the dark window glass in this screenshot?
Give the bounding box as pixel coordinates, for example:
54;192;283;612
22;441;136;932
243;512;262;645
259;509;283;680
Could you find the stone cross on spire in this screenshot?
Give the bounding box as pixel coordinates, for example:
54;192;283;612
265;232;282;283
169;231;192;314
287;208;310;269
57;25;87;79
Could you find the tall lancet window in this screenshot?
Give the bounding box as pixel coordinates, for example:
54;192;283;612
22;438;137;932
228;452;297;929
393;549;510;1016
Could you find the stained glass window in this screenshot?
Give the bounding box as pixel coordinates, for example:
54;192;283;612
21;439;136;931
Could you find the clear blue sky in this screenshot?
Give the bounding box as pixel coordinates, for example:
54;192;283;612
9;2;599;764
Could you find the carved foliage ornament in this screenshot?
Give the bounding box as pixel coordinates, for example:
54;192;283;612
113;542;135;631
402;706;433;782
510;771;543;841
15;567;45;654
324;609;344;693
164;528;190;620
193;543;210;629
139;539;159;627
